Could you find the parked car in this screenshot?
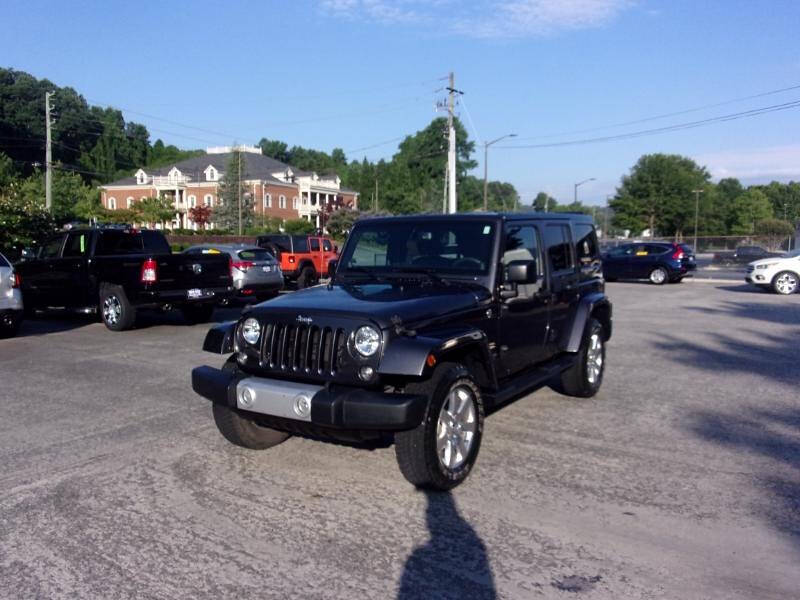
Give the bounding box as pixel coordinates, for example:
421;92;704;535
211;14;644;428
713;245;782;266
256;234;337;289
0;252;23;337
192;213;612;490
15;226;234;331
602;242;696;284
745;249;800;294
183;244;283;302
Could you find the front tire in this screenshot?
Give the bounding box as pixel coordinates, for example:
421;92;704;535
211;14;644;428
296;266;317;289
100;284;136;331
649;267;668;285
395;363;484;491
772;271;799;295
559;318;605;398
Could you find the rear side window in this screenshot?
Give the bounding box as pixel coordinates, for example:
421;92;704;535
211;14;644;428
574;224;599;265
645;244;669;255
292;236;309;253
40;234;66;259
310;238;320;252
63;232;89;258
543;224;574;272
141;231;171;254
238;249;274;262
322;239;333;252
95;231;144;255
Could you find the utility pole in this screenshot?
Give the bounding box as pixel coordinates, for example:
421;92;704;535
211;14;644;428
45;91;54;211
446;72;459;214
442;165;448;214
692;188;703;252
237;149;243;235
574;177;595;204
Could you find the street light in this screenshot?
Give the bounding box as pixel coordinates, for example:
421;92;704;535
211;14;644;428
692;188;703;254
573;177;595;204
483;133;517;210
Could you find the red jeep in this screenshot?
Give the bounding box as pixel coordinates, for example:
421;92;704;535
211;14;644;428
256;234;337;288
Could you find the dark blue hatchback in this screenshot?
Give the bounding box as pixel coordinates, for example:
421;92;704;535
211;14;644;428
602;242;696;284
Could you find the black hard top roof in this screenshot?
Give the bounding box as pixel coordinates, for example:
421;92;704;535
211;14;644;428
358;212;594;224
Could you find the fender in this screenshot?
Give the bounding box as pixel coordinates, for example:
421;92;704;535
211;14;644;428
379;326;498;389
203;321;237;353
561;292;612;353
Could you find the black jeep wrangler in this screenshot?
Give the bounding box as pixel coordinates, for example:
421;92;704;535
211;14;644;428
192;213;611;490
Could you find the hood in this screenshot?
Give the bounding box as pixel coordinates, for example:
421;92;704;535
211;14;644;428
251;282;490;328
748;256;787;267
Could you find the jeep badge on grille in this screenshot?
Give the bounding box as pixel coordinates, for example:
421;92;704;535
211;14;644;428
296;315;313;324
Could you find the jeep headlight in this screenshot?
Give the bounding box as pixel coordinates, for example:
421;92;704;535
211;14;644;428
241;318;261;345
353;325;380;357
756;263;777;269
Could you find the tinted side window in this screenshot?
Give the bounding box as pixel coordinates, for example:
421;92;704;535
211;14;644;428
543;224;573;272
310;238;320;252
141;231;171;254
322;239;333;252
292;236;309;253
95;231;144;255
503;224;543;296
63;232;89;258
40;235;66;259
646;244;668;255
574;224;599;265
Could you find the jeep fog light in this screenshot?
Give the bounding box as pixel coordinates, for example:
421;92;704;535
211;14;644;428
359;365;375;381
241;318;261;345
354;325;380;357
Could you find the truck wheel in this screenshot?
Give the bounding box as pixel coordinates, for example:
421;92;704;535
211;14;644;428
100;284;136;331
559;318;605;398
0;313;21;338
296;266;317;289
648;267;667;285
772;271;799;295
212;358;290;450
395;363;484;491
182;303;215;324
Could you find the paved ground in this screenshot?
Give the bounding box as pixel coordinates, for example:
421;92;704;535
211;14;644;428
1;282;798;599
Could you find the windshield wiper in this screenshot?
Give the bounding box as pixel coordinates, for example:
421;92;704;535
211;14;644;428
337;267;386;283
387;267;450;286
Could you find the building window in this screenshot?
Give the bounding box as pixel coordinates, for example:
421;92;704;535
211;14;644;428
206;166;217;182
292;196;298;209
264;194;272;209
188;195;197;208
126;197;134;209
108;197;117;210
204;194;213;207
279;195;286;209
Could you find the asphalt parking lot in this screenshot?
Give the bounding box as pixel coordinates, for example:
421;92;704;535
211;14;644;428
1;281;798;599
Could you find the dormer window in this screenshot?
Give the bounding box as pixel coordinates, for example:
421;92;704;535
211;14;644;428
135;169;148;185
205;165;218;182
168;167;182;182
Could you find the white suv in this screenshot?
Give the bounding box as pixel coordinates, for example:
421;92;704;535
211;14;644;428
745;250;800;294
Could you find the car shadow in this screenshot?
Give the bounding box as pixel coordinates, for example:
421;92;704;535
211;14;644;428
11;313;96;338
681;300;800;327
397;490;496;599
715;284;773;294
687;407;800;553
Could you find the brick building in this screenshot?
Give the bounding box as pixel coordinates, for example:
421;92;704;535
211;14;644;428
99;145;358;231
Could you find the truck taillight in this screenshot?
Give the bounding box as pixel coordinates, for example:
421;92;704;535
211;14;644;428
231;260;255;273
12;272;20;288
288;256;296;264
141;258;158;283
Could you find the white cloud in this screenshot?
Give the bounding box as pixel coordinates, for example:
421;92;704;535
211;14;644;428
318;0;634;38
695;145;800;182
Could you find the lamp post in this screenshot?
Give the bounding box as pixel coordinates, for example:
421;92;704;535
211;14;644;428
573;177;595;204
483;133;516;211
692;188;703;253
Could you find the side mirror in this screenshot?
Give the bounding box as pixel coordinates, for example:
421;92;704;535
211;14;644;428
506;259;538;284
327;259;338;278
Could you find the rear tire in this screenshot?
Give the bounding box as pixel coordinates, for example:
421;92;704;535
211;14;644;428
296;266;317;289
559;318;605;398
772;271;799;295
182;303;215;324
649;267;668;285
100;284;136;331
395;363;484;491
0;312;21;338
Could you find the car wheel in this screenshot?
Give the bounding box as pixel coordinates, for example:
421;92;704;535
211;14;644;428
394;363;484;491
100;284;136;331
212;359;291;450
296;266;316;289
558;318;605;398
772;271;799;295
649;267;668;285
0;312;21;338
182;303;215;324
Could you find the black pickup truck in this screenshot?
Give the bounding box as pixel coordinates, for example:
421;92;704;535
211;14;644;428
16;227;233;330
712;245;782;266
192;213;612;489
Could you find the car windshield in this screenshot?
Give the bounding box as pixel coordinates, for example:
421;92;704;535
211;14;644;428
339;220;496;277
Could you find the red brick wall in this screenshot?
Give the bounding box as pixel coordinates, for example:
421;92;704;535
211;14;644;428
101;187;156;210
253;182;301;220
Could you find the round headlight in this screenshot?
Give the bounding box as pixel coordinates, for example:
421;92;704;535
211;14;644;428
354;325;380;357
241;318;261;345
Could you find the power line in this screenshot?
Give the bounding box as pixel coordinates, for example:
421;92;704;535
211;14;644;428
499;99;800;150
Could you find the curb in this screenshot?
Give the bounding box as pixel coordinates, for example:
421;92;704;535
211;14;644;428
684;277;744;284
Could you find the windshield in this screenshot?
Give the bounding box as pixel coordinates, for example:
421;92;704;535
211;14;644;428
339;220;496;277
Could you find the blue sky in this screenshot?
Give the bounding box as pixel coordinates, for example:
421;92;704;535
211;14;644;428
3;0;800;206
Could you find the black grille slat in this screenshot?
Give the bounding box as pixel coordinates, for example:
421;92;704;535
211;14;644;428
279;325;289;369
257;319;353;380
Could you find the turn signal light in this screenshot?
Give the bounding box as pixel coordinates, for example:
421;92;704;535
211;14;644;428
426;354;437;368
12;272;21;288
140;258;158;283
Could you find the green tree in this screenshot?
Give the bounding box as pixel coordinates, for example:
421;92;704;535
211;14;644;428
134;195;175;228
531;192;557;212
213;150;253;233
755;218;794;250
611;154;710;237
284;218;315;234
257;138;290;163
728;189;773;234
0;193;56;256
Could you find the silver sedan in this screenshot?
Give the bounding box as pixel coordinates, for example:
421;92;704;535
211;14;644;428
0;252;23;337
183;244;283;302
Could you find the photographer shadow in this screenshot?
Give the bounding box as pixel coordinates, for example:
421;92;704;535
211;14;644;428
398;490;496;599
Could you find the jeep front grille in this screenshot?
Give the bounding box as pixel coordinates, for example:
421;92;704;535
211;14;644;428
260;322;347;376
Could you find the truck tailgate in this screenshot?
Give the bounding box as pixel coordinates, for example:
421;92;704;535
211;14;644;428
154;255;231;292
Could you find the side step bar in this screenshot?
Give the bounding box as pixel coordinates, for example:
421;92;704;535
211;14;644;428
485;354;576;411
